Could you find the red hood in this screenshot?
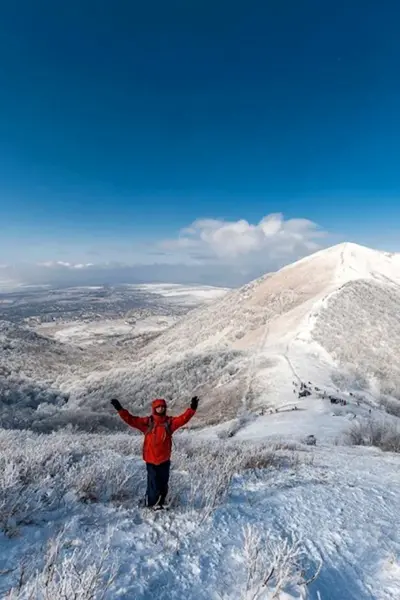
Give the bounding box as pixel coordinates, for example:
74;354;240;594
152;398;167;417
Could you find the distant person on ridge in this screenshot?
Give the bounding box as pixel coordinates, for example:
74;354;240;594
110;396;199;510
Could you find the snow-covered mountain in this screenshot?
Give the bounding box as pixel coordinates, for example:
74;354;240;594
3;243;400;434
2;245;400;600
0;283;231;431
142;242;400;356
76;243;400;428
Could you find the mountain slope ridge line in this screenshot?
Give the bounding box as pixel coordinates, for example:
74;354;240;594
66;242;400;429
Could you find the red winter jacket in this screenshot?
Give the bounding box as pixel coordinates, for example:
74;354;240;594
117;398;195;465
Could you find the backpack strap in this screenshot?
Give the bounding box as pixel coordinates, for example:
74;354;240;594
146;415;172;436
146;415;154;434
165;417;172;436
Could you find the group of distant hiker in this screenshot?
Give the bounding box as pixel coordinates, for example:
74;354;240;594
110;396;199;510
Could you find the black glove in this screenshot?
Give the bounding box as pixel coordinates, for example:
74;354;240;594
111;398;123;411
190;396;199;411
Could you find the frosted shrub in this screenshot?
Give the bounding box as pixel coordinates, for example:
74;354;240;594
75;349;243;415
35;402;59;416
170;440;237;513
379;381;400;401
240;524;321;600
0;426;299;539
345;418;400;453
330;368;368;392
64;452;144;504
217;410;256;439
5;529;117;599
0;434;68;535
0;374;69;430
0;428;144;535
0;461;27;535
31;410;125;434
314;280;400;394
379;396;400;418
170;438;279;517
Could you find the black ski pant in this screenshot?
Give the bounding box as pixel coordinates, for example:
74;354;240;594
146;460;170;507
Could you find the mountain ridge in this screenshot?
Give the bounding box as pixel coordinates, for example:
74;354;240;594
83;242;400;420
137;242;400;361
4;242;399;433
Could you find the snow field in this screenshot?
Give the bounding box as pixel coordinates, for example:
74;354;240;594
1;428;400;599
130;284;230;305
3;242;400;599
48;316;178;346
4;243;400;439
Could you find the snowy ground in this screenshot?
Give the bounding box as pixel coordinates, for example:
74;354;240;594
132;243;400;421
196;385;393;447
1;428;399;600
37;316;178;346
2;246;400;598
132;283;230;305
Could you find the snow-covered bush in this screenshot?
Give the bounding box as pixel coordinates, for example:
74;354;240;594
239;524;322;600
0;373;69;430
5;528;117;599
379;396;400;418
0;426;316;597
30;409;125;434
0;431;73;535
330;367;368;392
72;349;244;412
64;451;144;504
331;408;343;417
345;418;400;453
169;438;300;518
0;429;144;535
378;381;400;401
314;280;400;394
217;410;256;439
0;428;291;537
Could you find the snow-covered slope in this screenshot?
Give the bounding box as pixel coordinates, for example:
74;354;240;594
131;283;230;305
36;316;178;346
1;429;400;600
9;242;394;433
75;243;400;430
141;242;400;357
2;245;400;600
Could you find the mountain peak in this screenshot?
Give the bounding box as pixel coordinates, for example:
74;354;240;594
282;242;400;287
138;241;400;364
78;240;400;429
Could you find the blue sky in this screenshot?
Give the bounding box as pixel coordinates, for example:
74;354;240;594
1;1;400;284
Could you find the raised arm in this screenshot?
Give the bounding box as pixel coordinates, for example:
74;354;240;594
170;396;199;433
110;399;149;434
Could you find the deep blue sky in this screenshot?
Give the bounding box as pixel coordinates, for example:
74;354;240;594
1;0;400;268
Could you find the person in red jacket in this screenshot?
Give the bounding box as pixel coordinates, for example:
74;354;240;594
111;396;198;509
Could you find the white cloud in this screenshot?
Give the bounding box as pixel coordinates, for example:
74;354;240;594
161;213;326;265
73;263;94;269
38;261;94;269
0;213;332;289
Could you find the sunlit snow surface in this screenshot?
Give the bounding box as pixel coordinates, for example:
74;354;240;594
0;430;399;600
38;316;179;346
2;245;400;599
129;283;231;305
